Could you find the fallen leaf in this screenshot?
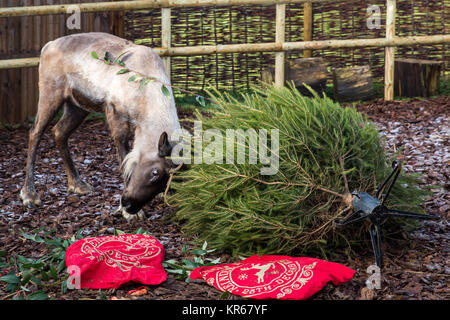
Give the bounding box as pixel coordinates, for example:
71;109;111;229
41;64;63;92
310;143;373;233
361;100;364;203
128;286;148;296
360;287;376;300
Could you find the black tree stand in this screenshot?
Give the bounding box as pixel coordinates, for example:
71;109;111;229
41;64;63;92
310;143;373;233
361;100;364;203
334;161;439;268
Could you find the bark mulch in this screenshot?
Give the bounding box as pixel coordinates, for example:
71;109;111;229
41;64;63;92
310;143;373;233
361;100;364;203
0;96;448;300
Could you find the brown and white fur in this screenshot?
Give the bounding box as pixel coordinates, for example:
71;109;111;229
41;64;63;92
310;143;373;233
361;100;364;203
20;32;181;221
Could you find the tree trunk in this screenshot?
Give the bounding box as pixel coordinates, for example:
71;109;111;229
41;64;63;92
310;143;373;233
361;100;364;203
262;57;327;97
394;58;442;98
332;65;375;102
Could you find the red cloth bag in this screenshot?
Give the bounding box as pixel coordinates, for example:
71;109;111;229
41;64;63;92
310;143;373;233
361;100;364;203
65;234;166;289
190;255;355;300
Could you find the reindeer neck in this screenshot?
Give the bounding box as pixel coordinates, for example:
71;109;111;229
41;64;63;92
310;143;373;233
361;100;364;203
133;125;160;158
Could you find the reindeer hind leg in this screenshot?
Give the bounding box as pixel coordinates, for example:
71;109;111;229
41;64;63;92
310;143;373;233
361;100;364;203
52;102;91;195
20;88;64;208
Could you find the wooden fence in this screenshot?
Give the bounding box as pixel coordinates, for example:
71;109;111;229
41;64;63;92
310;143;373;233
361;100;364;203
138;0;447;91
0;0;124;123
0;0;449;123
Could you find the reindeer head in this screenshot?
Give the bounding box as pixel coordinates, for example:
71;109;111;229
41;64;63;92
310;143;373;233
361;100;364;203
120;132;175;215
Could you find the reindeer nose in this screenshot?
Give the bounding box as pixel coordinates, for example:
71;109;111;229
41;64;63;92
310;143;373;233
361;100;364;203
120;196;142;214
120;197;131;210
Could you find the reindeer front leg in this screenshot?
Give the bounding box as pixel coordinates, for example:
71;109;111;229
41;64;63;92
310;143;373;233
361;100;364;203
52;102;91;195
105;105;130;165
105;105;144;221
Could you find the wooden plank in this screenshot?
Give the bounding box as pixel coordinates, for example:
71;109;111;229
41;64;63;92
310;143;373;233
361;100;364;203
21;0;32;122
394;58;442;97
94;9;101;32
110;10;125;38
0;0;340;18
58;0;68;37
20;67;29;122
88;3;96;33
288;57;327;95
161;8;171;79
2;34;450;70
1;69;21;123
158;34;450;55
33;0;41;52
0;70;11;123
0;1;7;122
20;0;31;57
275;3;285;87
7;0;21;56
0;57;40;69
384;0;396;101
333;65;375;102
303;1;312;58
47;0;55;44
0;1;8;123
110;0;125;37
263;57;327;95
6;0;21;123
0;1;6;58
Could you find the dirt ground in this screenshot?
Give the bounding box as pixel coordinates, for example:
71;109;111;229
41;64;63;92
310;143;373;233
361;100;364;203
0;96;448;300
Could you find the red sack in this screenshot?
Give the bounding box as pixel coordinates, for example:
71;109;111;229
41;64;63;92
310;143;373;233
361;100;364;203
65;234;166;289
190;255;355;300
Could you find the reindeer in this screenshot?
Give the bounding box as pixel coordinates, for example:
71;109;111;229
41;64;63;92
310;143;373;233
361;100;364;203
20;32;182;221
241;263;275;284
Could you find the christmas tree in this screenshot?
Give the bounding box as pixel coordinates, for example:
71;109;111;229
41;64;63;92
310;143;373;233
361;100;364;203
168;85;429;257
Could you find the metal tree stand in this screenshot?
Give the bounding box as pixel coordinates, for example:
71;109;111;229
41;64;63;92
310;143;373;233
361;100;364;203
334;161;439;268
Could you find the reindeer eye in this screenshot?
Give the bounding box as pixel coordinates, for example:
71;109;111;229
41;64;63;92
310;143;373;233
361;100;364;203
149;168;160;183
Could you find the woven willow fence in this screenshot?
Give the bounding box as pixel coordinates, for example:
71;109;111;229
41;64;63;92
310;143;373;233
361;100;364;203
125;0;449;91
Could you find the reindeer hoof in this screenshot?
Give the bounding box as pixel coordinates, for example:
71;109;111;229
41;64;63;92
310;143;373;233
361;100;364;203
20;188;42;208
68;180;93;195
137;210;146;220
122;209;146;222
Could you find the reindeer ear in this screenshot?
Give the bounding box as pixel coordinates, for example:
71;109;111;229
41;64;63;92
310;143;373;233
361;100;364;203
158;132;172;157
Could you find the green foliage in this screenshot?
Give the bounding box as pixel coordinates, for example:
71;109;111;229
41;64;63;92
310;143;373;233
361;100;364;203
113;51;129;67
439;77;450;97
0;229;84;300
0;228;153;299
161;84;171;97
168;84;431;257
91;50;219;108
162;241;221;282
90;51;99;60
117;68;130;75
91;50;176;98
112;227;151;236
128;74;138;82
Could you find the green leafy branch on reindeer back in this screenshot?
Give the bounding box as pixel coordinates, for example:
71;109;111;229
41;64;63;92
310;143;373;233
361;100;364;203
91;50;211;108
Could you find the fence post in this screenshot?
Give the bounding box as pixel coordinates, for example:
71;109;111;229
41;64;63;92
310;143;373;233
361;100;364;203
384;0;396;101
303;1;312;58
275;3;286;87
161;7;171;80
